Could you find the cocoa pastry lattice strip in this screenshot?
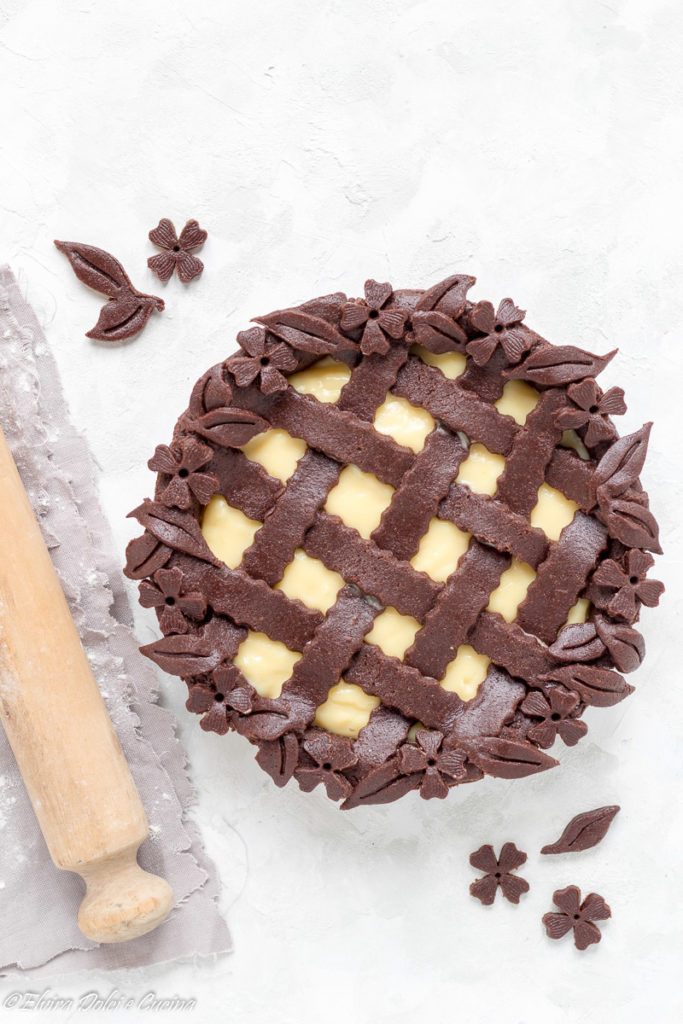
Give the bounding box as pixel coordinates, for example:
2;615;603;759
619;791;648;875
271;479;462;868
128;274;662;806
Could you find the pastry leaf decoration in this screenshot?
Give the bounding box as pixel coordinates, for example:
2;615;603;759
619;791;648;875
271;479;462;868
591;424;662;551
189;407;270;449
141;631;222;676
188;366;233;418
128;500;220;565
415;273;476;319
123;531;172;580
593;423;652;500
469;737;559;778
254;307;349;355
601;497;662;552
410;310;468;354
549;622;606;663
87;291;165;342
54;240;164;341
540;664;634;707
255;734;301;787
594;616;645;673
504;345;617;386
541;805;620;855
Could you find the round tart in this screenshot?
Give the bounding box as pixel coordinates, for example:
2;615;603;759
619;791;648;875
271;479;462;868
125;275;663;808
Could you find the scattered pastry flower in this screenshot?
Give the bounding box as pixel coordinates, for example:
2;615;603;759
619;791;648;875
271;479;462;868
466;298;532;366
296;732;358;801
469;842;530;905
148;218;207;283
520;687;587;748
340;279;408;356
397;729;467;799
227;326;298;394
555;378;627;447
138;567;206;634
148;437;219;509
592;549;664;622
542;885;611;949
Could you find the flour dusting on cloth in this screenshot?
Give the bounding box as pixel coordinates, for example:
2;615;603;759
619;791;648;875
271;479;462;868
0;266;231;975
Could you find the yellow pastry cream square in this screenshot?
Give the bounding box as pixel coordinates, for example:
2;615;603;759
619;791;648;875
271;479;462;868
241;428;307;483
373;394;436;453
201;494;260;569
455;442;506;496
439;645;491;702
530;482;578;542
486;559;537;623
234;631;302;699
288;357;352;403
494;379;540;425
325;464;394;539
275;549;345;614
410;518;471;582
364;606;421;660
314;681;381;739
410;343;467;380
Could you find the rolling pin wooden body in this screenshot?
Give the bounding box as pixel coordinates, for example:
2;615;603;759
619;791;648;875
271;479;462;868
0;425;172;942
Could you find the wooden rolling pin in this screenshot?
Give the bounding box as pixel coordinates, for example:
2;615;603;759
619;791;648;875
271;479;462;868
0;424;173;943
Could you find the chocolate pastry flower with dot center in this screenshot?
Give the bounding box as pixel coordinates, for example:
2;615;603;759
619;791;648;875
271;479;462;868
543;885;611;949
520;686;587;748
147;437;219;510
555;378;627;447
397;729;467;799
592;549;664;622
469;842;529;905
187;670;259;735
148;218;207;283
466;298;532;366
138;567;206;634
227;326;299;394
296;732;358;801
340;279;408;356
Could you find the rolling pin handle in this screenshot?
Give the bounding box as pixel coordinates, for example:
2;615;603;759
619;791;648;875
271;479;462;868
76;845;174;944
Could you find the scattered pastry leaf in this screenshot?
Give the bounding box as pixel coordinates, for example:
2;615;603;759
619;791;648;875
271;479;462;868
54;239;164;341
541;805;620;855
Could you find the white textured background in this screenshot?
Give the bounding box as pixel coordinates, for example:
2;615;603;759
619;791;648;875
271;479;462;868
1;1;682;1022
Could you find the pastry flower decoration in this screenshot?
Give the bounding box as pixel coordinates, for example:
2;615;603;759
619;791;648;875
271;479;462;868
555;378;627;447
147;437;219;509
186;673;257;736
397;729;467;799
340;279;408;356
592;549;664;622
148;218;207;283
138;567;206;634
227;326;299;394
296;732;359;801
520;687;588;748
542;885;611;949
466;298;532;366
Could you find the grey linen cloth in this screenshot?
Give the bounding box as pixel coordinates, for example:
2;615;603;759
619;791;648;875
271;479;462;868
0;266;232;974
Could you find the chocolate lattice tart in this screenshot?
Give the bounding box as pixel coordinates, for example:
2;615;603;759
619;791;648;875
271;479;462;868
125;275;663;808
